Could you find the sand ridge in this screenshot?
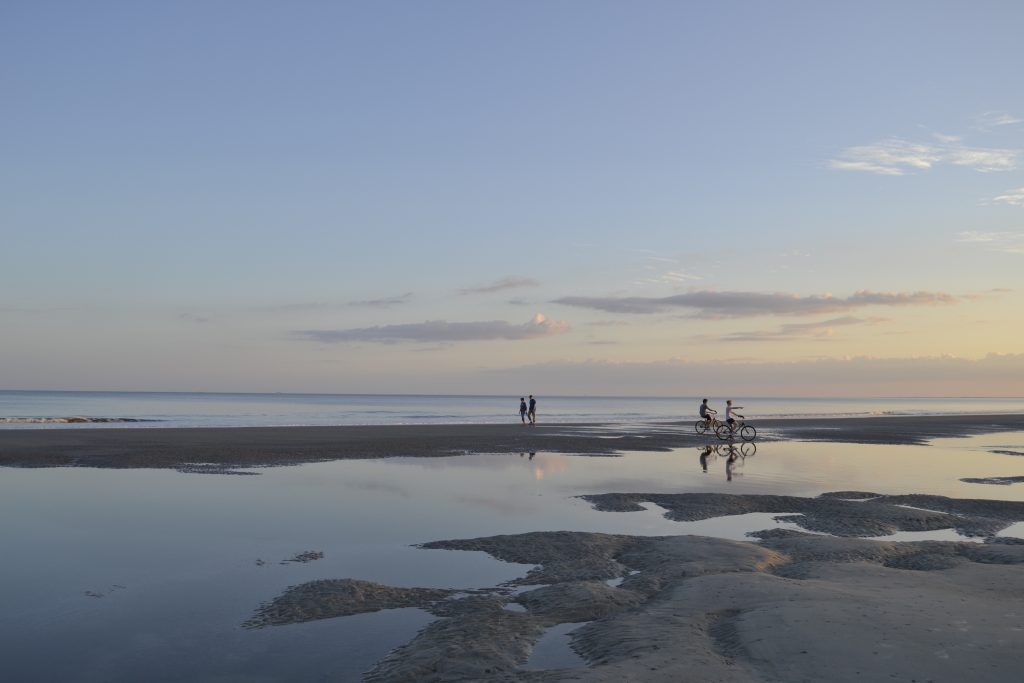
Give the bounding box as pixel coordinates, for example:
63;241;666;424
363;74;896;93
582;491;1024;537
245;517;1024;682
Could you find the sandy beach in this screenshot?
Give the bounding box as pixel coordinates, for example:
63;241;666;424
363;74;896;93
3;413;1024;470
248;495;1024;682
4;415;1024;681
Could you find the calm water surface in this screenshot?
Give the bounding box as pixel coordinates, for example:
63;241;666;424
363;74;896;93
2;390;1023;428
2;432;1023;681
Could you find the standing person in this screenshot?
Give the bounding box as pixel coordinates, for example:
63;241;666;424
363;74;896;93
528;395;537;425
519;397;528;424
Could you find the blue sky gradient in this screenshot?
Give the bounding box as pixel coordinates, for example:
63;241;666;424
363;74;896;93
2;1;1023;394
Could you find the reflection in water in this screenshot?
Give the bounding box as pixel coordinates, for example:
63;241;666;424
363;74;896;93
698;443;757;481
3;433;1024;682
522;451;562;480
521;621;589;670
726;450;738;482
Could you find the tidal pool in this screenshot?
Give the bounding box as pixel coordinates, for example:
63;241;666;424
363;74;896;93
1;432;1022;681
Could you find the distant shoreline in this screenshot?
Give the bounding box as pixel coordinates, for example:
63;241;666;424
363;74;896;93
2;413;1023;470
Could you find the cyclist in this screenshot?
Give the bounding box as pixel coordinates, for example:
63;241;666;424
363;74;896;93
699;398;717;425
725;400;744;432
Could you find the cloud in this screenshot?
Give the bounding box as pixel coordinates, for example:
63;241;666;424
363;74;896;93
992;187;1024;207
481;353;1024;397
349;292;413;308
974;111;1022;131
830;137;1017;175
956;230;1024;254
718;316;887;342
0;305;74;314
296;313;569;344
553;289;956;318
256;302;331;313
636;270;703;286
459;277;539;295
178;312;210;324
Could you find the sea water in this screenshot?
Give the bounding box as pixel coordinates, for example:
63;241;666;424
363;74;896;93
2;433;1024;681
1;390;1023;429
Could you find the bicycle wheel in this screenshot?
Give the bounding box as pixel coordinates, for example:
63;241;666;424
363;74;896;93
740;441;757;457
715;423;733;440
695;420;708;435
740;425;756;441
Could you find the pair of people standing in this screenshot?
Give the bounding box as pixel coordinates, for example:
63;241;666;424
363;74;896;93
518;395;537;425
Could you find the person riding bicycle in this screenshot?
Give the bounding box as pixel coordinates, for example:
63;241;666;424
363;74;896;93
699;398;717;424
725;400;744;431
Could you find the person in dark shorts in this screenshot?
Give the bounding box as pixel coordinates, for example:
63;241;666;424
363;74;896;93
519;398;528;424
528;395;537;425
699;398;717;424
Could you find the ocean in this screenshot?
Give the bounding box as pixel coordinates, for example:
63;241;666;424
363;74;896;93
1;390;1022;429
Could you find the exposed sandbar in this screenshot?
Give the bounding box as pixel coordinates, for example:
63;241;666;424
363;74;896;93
248;519;1024;682
582;490;1024;537
2;413;1023;469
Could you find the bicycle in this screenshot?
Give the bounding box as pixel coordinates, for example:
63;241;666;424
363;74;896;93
694;413;721;435
715;416;757;441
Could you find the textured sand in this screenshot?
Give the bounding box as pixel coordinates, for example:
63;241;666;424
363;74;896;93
246;509;1024;682
2;413;1024;469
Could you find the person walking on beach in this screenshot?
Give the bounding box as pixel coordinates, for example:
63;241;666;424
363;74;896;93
528;395;537;425
519;397;528;424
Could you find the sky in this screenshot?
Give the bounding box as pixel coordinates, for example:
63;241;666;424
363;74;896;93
2;1;1023;396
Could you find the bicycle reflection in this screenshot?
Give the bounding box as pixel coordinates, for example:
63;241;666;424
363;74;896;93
697;442;757;480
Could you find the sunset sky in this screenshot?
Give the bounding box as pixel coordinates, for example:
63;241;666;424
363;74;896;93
2;1;1022;396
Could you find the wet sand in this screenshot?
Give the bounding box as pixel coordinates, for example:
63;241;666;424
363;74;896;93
245;491;1024;682
6;416;1024;681
2;413;1024;469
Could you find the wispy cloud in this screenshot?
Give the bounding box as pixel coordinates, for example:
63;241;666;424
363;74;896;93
974;111;1023;131
481;353;1024;397
635;270;703;287
256;302;331;313
992;187;1024;207
957;230;1024;254
718;316;887;342
178;312;210;324
553;289;956;318
296;313;569;344
0;305;74;314
830;137;1017;175
349;292;413;308
459;277;539;295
